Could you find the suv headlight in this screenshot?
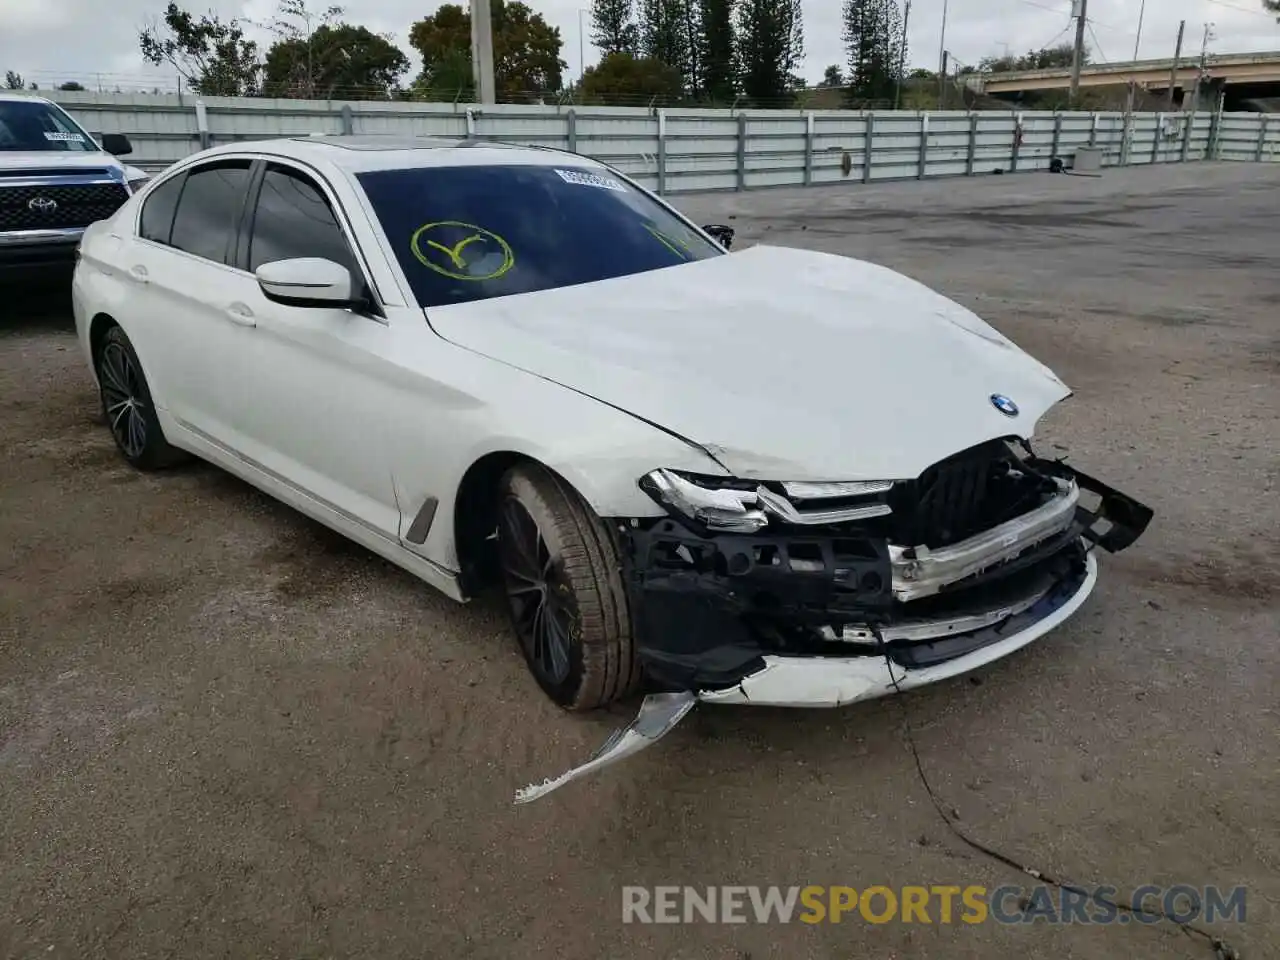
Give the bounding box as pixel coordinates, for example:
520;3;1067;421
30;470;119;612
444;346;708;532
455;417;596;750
640;469;897;533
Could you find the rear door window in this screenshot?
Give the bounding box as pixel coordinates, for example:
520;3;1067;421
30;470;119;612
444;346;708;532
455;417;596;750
169;160;253;265
138;174;185;245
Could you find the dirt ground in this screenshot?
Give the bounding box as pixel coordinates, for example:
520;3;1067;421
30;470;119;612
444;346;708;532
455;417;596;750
2;162;1277;960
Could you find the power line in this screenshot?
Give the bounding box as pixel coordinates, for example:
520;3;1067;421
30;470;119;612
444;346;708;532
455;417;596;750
1205;0;1276;17
1086;20;1111;63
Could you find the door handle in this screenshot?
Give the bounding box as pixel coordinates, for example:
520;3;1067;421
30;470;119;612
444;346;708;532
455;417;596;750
225;303;257;328
128;265;149;284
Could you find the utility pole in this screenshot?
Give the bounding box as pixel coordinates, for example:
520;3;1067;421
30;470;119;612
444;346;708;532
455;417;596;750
1069;0;1088;106
578;9;586;86
937;0;949;99
1187;22;1214;114
1168;20;1185;110
939;51;949;109
894;0;912;110
1123;0;1145;117
470;0;497;104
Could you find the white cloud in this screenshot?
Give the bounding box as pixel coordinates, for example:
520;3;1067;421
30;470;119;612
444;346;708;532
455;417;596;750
1;0;1276;90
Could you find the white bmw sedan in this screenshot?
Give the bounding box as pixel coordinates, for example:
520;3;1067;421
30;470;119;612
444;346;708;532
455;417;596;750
72;135;1152;712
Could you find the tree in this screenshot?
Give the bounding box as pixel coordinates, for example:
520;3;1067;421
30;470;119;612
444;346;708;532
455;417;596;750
264;23;409;98
139;2;261;96
57;81;87;90
820;64;845;87
579;50;684;104
697;0;735;102
590;0;638;55
1264;0;1279;19
841;0;903;102
409;0;564;101
639;0;692;80
4;71;24;90
979;43;1082;74
735;0;804;104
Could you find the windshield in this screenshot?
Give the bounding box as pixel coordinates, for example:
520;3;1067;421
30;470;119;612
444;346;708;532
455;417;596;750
0;99;98;152
356;163;723;309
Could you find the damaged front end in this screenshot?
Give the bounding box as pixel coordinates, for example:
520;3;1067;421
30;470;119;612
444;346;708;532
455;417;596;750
617;439;1153;707
514;439;1153;802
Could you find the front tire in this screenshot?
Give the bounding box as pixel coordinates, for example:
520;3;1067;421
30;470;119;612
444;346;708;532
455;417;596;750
496;463;641;711
95;325;187;470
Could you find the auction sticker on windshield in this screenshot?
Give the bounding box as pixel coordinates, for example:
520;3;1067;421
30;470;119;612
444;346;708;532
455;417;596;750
44;131;86;142
554;168;626;192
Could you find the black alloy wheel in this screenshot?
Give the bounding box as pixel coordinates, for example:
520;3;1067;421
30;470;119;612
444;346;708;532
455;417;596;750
499;495;575;689
495;463;640;711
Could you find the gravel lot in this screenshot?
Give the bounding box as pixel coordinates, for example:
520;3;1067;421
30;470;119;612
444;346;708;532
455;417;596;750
1;161;1277;960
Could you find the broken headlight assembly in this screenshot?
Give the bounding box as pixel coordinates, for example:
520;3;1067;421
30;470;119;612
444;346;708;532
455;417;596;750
639;468;897;532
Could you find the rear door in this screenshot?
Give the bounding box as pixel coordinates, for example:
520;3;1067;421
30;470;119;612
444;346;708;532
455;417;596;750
124;157;257;443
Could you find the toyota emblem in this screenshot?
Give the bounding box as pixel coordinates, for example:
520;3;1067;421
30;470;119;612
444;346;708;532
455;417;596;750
28;196;59;215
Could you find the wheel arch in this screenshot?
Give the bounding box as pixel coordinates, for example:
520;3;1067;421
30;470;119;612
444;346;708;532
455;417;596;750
452;450;634;598
453;450;536;597
88;312;119;368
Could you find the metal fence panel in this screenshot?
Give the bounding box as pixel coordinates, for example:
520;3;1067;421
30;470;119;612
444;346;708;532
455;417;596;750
30;91;1278;194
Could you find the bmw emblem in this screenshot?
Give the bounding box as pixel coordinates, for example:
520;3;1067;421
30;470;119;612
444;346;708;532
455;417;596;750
990;394;1019;417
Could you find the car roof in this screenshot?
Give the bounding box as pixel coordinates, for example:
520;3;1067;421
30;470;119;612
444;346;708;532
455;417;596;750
194;135;609;174
0;92;55;104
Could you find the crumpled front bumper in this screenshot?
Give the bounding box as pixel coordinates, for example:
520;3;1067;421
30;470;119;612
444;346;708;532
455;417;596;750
700;552;1097;707
614;460;1151;708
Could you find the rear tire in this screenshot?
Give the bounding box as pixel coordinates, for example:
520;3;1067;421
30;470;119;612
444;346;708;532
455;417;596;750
95;325;187;470
496;463;641;711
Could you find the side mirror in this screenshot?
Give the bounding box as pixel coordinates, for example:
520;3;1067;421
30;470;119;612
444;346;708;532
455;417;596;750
101;133;133;156
703;224;735;250
256;258;356;309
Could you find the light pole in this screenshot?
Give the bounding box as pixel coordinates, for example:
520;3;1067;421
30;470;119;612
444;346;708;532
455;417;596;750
578;9;587;86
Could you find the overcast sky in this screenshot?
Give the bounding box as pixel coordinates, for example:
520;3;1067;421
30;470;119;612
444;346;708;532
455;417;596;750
3;0;1278;90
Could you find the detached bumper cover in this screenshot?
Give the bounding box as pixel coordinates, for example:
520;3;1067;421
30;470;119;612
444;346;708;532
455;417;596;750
615;459;1152;708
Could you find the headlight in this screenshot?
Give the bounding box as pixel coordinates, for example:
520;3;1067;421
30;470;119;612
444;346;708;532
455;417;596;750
127;176;150;194
640;469;897;533
641;469;768;533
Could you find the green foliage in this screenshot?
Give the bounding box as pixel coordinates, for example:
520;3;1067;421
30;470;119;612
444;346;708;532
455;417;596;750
979;43;1084;74
1264;0;1280;19
139;2;261;96
640;0;692;81
590;0;638;55
3;71;23;90
58;81;87;90
579;50;684;104
735;0;804;104
263;23;409;98
820;64;845;88
697;0;735;102
409;0;565;100
842;0;905;103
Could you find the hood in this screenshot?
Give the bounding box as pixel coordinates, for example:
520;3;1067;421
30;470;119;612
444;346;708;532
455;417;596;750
0;151;124;174
426;244;1072;482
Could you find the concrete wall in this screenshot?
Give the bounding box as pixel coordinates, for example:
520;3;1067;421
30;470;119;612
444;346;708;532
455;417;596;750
36;90;1280;193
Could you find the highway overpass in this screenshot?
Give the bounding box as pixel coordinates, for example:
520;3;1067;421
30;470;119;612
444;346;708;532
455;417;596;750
969;51;1280;108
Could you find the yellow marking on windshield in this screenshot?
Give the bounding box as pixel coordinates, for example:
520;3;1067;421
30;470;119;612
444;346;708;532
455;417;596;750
645;223;697;260
410;220;515;281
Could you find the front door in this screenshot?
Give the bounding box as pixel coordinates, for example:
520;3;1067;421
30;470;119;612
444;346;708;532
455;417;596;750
216;160;401;541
